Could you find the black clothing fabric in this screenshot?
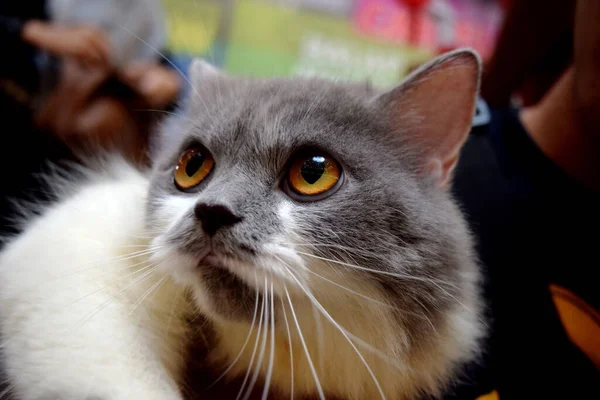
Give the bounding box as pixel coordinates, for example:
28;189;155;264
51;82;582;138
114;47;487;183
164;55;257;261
445;103;600;399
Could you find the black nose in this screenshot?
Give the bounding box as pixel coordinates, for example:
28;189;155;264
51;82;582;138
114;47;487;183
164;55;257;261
194;203;242;236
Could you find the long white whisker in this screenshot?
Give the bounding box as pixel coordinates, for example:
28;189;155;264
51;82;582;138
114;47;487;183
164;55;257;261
296;251;458;290
67;266;159;336
0;262;159;350
312;304;325;374
284;266;387;400
284;286;325;400
271;256;403;370
127;275;167;317
209;281;260;389
28;248;158;286
58;261;159;312
280;297;294;400
261;282;275;400
236;280;266;400
166;285;184;334
243;278;270;400
304;268;391;308
115;23;216;125
0;383;15;398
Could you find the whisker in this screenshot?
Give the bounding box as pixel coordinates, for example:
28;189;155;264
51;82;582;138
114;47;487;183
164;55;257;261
312;304;325;374
115;22;216;126
236;280;266;400
0;382;15;398
305;268;391;308
208;280;260;389
60;261;159;312
270;257;405;370
283;266;387;400
127;274;168;317
284;285;325;400
243;278;270;400
296;251;459;289
132;108;197;125
281;242;382;259
166;285;184;334
261;282;276;400
67;266;159;336
0;252;159;302
279;297;294;400
0;262;159;350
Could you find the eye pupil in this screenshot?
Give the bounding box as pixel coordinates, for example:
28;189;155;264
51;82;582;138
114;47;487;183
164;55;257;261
185;152;205;177
301;157;325;184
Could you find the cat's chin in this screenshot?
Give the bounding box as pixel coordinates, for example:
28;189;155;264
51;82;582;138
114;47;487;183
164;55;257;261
199;251;302;296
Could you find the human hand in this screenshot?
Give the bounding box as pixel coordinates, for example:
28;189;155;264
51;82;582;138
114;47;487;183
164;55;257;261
120;63;181;109
23;20;111;68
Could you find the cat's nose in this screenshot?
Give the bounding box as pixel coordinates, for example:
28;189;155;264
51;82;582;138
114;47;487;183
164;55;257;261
194;203;242;236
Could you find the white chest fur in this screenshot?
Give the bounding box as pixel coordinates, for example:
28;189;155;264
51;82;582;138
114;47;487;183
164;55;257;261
0;165;187;400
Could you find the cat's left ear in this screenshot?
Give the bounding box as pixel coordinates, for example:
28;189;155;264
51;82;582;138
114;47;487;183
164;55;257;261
374;49;481;187
189;59;225;84
186;59;229;110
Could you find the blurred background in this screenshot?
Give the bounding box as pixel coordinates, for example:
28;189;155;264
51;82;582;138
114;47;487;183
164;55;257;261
163;0;504;87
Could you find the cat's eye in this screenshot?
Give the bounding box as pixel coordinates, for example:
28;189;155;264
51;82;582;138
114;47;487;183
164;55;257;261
284;152;343;201
174;147;214;190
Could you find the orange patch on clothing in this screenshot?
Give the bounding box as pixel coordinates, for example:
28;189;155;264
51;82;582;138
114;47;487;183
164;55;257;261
476;389;499;400
550;284;600;370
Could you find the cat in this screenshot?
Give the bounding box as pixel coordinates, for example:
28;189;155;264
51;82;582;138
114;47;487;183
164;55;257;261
0;48;484;400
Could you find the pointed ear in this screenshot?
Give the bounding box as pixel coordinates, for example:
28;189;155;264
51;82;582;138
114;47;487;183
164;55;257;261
186;58;228;110
189;58;224;84
375;49;481;187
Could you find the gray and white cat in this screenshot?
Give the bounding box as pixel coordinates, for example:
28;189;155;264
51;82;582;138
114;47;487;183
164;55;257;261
0;49;484;400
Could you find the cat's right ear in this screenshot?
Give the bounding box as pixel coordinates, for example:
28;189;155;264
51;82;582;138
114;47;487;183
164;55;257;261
373;49;481;187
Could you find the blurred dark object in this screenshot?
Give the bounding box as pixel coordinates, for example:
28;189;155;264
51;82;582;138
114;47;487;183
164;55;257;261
0;1;53;112
573;0;600;135
0;0;71;240
34;60;155;166
481;0;575;108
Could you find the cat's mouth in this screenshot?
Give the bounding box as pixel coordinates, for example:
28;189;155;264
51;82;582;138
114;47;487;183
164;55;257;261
198;252;227;270
195;251;262;321
197;251;262;289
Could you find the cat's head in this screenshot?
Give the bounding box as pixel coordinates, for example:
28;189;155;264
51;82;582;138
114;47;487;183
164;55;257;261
146;49;483;398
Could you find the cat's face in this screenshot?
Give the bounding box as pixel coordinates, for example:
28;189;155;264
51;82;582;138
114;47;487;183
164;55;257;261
146;52;482;361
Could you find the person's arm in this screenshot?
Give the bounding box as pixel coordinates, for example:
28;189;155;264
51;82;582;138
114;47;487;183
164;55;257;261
573;0;600;130
1;14;111;68
21;20;111;67
481;0;575;107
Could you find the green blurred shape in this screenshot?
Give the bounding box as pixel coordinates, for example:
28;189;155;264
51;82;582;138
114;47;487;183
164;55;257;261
161;0;432;86
161;0;221;56
225;0;431;85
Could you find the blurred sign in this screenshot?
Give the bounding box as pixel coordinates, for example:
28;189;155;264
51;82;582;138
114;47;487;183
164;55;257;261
161;0;502;85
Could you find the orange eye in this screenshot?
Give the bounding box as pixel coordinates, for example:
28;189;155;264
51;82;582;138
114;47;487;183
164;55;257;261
286;153;342;199
174;147;214;190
